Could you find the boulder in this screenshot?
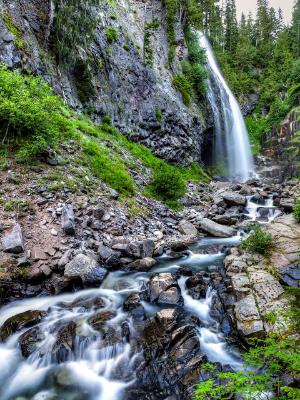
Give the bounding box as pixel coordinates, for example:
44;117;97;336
64;254;107;284
178;220;198;238
61;204;75;235
222;191;246;206
126;239;155;259
149;273;177;302
1;223;24;254
126;257;156;272
0;310;46;341
155;308;178;331
234;295;264;338
52;322;76;362
197;218;236;238
158;286;181;305
279;198;295;212
19;326;45;357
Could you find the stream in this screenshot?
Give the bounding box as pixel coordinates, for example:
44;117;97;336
0;194;279;400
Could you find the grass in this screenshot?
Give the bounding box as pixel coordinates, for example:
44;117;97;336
293;199;300;222
105;27;118;43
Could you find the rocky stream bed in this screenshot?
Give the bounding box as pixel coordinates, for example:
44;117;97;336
0;170;300;400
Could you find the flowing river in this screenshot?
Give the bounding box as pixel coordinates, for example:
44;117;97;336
0;194;279;400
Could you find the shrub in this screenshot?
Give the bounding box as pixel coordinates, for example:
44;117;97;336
241;225;273;255
105;27;118;43
149;165;186;202
293;199;300;222
162;0;177;64
0;65;72;160
173;74;193;106
195;336;300;400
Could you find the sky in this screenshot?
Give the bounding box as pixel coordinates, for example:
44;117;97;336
236;0;294;23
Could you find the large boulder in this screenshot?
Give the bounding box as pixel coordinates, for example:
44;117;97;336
234;295;265;339
126;257;156;272
1;223;24;254
222;191;246;206
149;273;177;302
64;254;107;284
197;218;236;238
178;220;198;238
0;310;46;341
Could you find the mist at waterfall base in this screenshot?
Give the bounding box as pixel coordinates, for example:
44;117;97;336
199;32;255;182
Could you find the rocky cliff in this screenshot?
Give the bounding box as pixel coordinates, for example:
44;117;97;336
262;108;300;178
0;0;211;165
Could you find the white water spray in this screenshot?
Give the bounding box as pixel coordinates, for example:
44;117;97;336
198;32;255;182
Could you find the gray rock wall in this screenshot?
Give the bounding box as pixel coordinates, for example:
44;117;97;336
0;0;211;165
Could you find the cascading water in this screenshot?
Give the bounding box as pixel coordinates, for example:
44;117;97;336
198;32;255;182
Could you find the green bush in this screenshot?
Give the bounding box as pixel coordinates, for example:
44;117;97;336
293;199;300;222
173;74;193;106
195;336;300;400
105;27;118;43
149;165;186;202
241;225;273;255
162;0;177;64
0;65;72;159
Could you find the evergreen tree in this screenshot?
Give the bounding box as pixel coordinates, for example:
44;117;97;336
291;0;300;56
224;0;238;52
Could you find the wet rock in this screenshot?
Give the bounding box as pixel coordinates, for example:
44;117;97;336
19;326;45;357
158;287;182;305
0;310;46;341
169;325;199;362
52;322;76;362
1;223;24;254
155;309;178;331
88;310;117;331
149;273;177;302
61;204;75;235
126;257;156;272
279;198;294;212
197;218;236;238
64;254;107;284
123;294;144;319
222;192;246;206
231;273;251;300
178;220;198;238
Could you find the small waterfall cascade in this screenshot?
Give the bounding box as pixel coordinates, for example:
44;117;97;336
198;32;255;182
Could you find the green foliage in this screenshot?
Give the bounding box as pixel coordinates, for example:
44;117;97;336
82;139;136;196
123;43;130;51
2;12;24;49
148;164;186;203
51;0;99;65
241;225;273;255
0;65;72;160
246;115;270;155
144;19;160;66
173;74;193;106
162;0;177;64
293;199;300;222
195;336;300;400
105;27;118;43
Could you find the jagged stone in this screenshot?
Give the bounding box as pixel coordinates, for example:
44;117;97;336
1;223;24;254
61;204;75;235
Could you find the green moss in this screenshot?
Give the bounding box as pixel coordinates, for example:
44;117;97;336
155;108;162;121
105;27;119;43
123;43;130;51
2;12;24;49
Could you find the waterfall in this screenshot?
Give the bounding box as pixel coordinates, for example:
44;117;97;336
198;32;255;182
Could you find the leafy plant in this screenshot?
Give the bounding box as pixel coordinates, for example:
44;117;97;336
293;199;300;222
148;164;186;202
241;225;273;255
173;74;193;106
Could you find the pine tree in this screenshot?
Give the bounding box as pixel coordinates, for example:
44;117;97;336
291;0;300;56
224;0;238;52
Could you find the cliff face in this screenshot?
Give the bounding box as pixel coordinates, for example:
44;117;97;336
262;108;300;178
0;0;211;165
